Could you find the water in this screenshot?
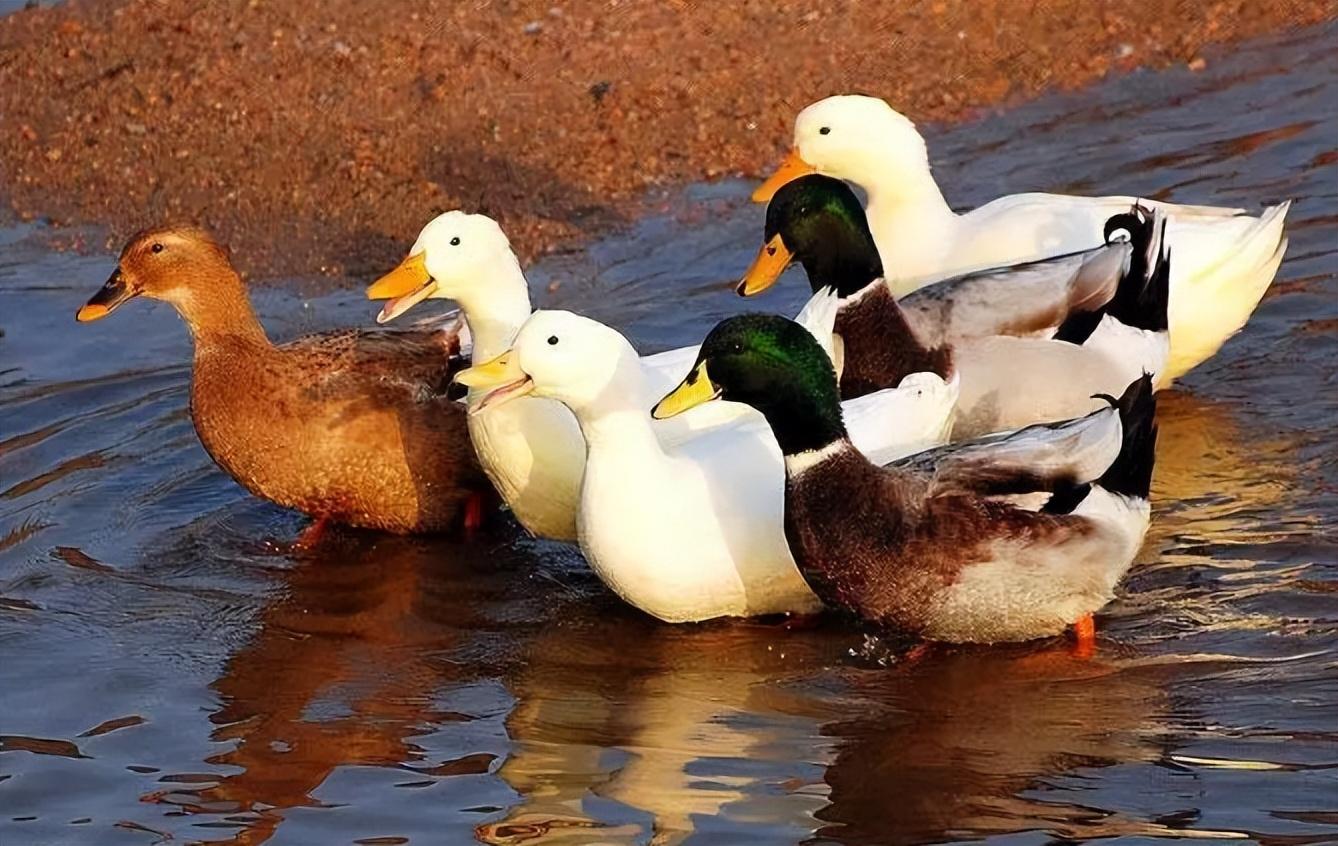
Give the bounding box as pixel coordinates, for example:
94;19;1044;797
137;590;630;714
2;21;1337;846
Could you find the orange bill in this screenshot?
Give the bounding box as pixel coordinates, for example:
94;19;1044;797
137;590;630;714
454;349;535;413
367;252;434;324
76;269;134;322
75;303;111;322
736;233;794;296
751;148;816;203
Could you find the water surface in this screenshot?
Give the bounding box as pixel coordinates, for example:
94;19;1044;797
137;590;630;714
2;22;1337;846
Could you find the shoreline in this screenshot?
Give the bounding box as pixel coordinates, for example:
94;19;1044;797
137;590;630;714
1;0;1334;280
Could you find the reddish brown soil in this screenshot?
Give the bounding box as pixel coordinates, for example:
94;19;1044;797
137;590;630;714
1;0;1333;279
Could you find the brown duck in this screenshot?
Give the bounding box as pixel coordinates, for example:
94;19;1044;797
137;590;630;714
76;225;492;535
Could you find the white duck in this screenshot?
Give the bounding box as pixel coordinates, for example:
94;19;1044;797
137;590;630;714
455;309;956;622
368;212;956;542
753;94;1290;382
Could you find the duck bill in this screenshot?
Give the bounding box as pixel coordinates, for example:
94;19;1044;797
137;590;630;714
367;252;434;324
454;350;535;413
736;233;794;296
651;361;721;419
751;148;816;203
76;269;135;322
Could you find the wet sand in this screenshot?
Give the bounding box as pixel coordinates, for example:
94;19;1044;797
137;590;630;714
0;0;1333;279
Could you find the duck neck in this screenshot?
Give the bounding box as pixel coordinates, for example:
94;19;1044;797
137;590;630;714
797;221;885;299
856;141;963;273
751;382;848;461
860;150;956;232
168;269;270;351
457;254;534;363
564;356;665;457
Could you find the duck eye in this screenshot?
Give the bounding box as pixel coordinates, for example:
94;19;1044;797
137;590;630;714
151;243;164;253
450;237;461;246
819;126;831;135
547;335;559;346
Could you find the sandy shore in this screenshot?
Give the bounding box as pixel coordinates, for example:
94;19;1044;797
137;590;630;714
1;0;1333;279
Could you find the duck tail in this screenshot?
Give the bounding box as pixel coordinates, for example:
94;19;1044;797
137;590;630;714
1103;204;1171;334
1093;373;1159;499
1051;204;1168;344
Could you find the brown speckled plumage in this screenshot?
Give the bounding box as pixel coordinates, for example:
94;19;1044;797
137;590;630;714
784;446;1092;635
834;285;954;399
82;225;491;533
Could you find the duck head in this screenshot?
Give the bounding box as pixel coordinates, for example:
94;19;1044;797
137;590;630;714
76;225;235;322
368;211;523;324
653;314;846;455
752;95;929;203
739;174;884;298
454;310;635;415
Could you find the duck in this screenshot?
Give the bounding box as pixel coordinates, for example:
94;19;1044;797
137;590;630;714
453;309;956;622
75;225;491;535
741;174;1171;439
751;94;1290;382
652;313;1158;645
366;211;956;542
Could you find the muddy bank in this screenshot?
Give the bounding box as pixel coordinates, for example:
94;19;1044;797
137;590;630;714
1;0;1333;279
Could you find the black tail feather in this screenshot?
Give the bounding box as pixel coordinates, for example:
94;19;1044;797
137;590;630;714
1054;205;1170;343
1095;373;1159;499
1103;205;1171;333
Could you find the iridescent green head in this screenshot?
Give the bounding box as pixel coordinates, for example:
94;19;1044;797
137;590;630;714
652;313;846;455
738;175;884;299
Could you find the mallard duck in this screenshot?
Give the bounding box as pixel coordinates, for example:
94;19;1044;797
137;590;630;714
454;309;956;622
366;211;956;542
653;313;1157;645
742;174;1170;439
752;94;1290;381
76;225;491;535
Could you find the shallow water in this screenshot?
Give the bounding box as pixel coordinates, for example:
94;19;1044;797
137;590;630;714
3;21;1337;846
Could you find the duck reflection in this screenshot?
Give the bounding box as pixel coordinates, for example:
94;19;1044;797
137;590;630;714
1149;389;1298;522
147;529;534;845
482;616;851;846
487;624;1198;845
816;645;1191;843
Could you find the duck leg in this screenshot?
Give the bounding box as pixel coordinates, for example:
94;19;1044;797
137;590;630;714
462;491;487;537
1071;613;1097;658
294;516;331;550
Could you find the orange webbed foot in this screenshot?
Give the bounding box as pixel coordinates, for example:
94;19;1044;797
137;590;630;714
1071;613;1097;659
462;491;487;538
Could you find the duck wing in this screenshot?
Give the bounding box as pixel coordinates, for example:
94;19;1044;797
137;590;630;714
280;318;468;399
891;400;1124;501
900;242;1130;346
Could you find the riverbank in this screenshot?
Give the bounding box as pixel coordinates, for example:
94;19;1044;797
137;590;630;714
1;0;1333;279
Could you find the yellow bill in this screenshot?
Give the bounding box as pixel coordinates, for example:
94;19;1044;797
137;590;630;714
651;361;720;419
454;350;534;413
736;233;794;296
751;148;816;203
367;252;434;324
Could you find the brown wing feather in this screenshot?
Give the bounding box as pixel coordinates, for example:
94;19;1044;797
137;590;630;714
280;322;467;398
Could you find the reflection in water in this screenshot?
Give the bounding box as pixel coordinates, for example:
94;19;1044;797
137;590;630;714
819;648;1178;843
137;532;521;845
3;20;1338;846
485;620;847;846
